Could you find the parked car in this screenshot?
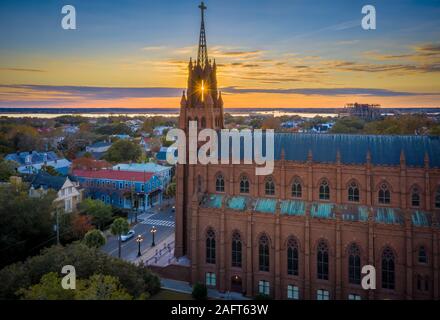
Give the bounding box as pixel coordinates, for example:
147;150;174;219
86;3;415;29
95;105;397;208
120;230;135;242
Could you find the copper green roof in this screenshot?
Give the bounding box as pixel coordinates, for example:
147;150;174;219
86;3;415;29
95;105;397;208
254;198;277;214
202;194;223;208
411;211;431;227
281;200;306;216
227;196;247;211
375;207;404;225
311;203;334;219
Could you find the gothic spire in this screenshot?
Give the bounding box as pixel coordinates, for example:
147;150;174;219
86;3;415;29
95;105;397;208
197;1;208;69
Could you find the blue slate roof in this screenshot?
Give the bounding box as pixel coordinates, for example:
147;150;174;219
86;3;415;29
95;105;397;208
5;151;58;165
224;133;440;167
30;171;67;191
273;134;440;167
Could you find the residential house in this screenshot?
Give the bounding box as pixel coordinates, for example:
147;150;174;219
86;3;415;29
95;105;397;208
113;162;173;187
5;151;71;175
139;136;151;152
29;171;83;213
73;169;163;211
81;141;113;159
153;126;173;136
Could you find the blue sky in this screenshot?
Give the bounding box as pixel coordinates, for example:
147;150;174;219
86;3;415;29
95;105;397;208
0;0;439;108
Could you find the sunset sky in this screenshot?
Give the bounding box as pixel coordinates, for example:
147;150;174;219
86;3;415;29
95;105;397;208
0;0;439;109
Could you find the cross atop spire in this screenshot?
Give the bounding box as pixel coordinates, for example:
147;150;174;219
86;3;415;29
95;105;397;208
197;1;208;69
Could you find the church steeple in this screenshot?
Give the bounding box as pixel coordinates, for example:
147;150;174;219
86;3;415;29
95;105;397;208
179;1;224;131
197;1;208;68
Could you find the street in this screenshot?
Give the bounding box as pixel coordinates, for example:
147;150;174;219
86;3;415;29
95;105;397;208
101;204;176;262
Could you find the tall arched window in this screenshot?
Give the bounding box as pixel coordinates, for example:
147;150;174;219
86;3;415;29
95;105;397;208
259;234;270;272
381;247;395;289
348;181;360;202
287;237;299;276
291;179;302;198
231;231;242;268
435;187;440;208
265;177;275;196
206;228;216;264
317;240;329;280
216;174;225;192
348;243;361;284
411;187;420;207
378;183;391;204
240;175;249;194
418;246;427;264
319;179;330;200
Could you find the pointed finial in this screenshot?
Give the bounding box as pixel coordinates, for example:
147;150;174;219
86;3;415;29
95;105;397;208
180;90;187;106
218;91;223;106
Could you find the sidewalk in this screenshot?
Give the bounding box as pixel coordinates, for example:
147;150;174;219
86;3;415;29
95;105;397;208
161;278;250;300
133;232;175;266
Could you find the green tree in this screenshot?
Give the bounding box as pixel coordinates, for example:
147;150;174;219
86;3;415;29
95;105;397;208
330;117;365;134
165;181;176;198
192;282;208;300
79;198;113;230
104;140;141;163
18;272;132;300
0;243;160;300
83;229;106;248
75;274;132;300
17;272;75;300
0;184;56;268
0;160;17;181
41;165;60;176
111;218;129;258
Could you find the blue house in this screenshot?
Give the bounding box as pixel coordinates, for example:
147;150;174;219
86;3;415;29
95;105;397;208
73;169;163;211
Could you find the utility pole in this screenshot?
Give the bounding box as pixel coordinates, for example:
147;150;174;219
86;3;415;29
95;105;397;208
56;207;60;245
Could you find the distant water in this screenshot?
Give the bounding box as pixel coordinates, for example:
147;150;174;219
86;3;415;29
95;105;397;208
0;108;338;119
0;107;437;119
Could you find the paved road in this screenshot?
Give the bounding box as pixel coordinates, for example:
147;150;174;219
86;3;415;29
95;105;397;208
102;206;175;261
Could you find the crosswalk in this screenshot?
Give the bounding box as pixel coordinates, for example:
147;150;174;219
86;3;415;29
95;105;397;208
141;218;175;228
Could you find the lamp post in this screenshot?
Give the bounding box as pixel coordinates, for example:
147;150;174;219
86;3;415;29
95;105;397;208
150;226;157;247
136;234;144;257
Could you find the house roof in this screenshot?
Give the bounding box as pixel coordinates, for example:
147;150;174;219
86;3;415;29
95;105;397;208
88;141;112;148
30;171;67;191
73;169;153;182
5;151;59;165
113;163;170;173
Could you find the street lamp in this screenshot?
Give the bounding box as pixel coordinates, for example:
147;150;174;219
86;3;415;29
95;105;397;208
150;226;157;247
136;234;144;257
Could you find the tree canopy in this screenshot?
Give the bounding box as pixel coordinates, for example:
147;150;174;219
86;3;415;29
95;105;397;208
79;198;113;230
0;242;160;300
104;140;141;163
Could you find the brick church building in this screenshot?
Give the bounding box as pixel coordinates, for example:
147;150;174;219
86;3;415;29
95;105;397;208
174;2;440;300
